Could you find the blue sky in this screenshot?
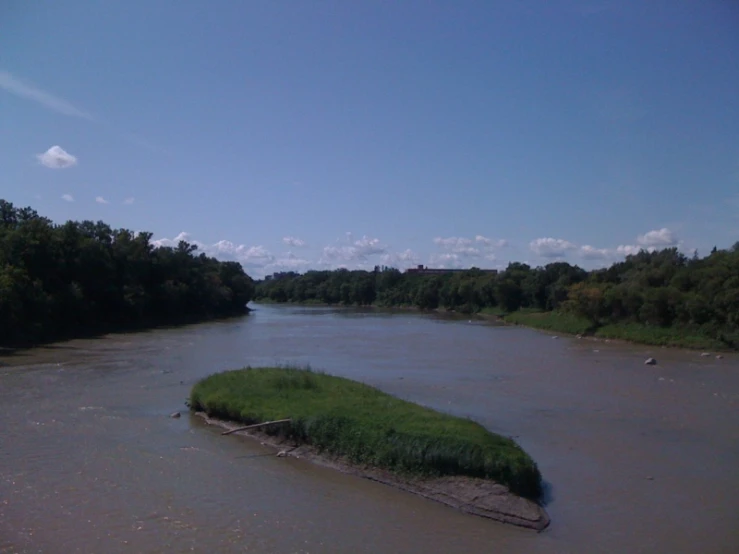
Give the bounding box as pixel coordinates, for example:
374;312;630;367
1;0;738;277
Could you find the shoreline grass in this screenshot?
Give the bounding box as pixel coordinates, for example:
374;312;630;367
503;310;594;336
503;310;734;351
189;367;543;499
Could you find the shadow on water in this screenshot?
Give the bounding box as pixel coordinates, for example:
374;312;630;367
539;480;555;507
0;314;252;360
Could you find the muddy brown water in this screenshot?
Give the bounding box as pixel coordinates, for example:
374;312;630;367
1;305;738;553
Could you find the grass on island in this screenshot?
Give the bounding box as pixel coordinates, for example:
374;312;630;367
190;366;542;499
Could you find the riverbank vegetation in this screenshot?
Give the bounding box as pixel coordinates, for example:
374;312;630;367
0;199;254;347
255;245;739;349
190;366;543;499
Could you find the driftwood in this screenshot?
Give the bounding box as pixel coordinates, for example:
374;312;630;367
221;418;292;436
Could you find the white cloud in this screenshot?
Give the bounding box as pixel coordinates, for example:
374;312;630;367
429;252;465;269
434;236;473;249
615;244;647;256
529;238;578;258
61;194;74;202
454;246;482;257
434;235;507;250
321;235;388;263
151;232;203;250
151;233;307;278
123;197;135;205
36;145;77;169
264;252;312;273
282;236;306;248
636;228;678;247
579;245;611;259
353;236;387;256
0;70;93;120
475;235;508;248
380;249;420;268
431;235;504;267
239;245;275;265
95;196;109;204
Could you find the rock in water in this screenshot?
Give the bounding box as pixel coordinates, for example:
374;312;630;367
716;355;723;360
701;352;711;357
644;358;657;366
170;412;181;418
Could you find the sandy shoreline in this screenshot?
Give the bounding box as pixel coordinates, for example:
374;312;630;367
194;411;550;531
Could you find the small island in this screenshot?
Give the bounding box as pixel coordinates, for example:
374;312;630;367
190;367;549;530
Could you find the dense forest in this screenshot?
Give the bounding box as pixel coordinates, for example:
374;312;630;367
0;200;254;347
255;245;739;349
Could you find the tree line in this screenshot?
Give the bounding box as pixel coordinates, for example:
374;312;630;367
255;245;739;347
0;200;254;347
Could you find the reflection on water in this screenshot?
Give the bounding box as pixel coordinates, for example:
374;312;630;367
1;304;738;553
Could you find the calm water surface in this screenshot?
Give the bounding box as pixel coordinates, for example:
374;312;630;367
1;304;738;553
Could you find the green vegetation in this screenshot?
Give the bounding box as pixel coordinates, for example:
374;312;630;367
255;246;739;350
504;310;593;336
593;323;726;350
0;199;254;347
190;366;543;499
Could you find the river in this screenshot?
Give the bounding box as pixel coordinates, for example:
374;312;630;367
1;304;738;553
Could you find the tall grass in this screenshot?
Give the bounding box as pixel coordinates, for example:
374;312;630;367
504;310;594;335
503;310;734;350
190;367;543;499
594;323;727;350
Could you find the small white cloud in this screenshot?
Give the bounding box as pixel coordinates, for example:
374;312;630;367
282;236;306;248
579;245;611;259
265;252;312;273
321;235;388;263
435;236;506;257
381;249;420;268
321;246;357;262
37;145;77;169
123;197;135;205
429;252;465;269
529;238;578;258
174;231;194;242
240;245;274;264
475;235;508;248
95;196;109;204
636;228;678;247
151;232;203;250
615;244;647;256
434;236;473;249
61;193;74;202
353;236;387;256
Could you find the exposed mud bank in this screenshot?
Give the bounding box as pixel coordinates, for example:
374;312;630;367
194;412;550;531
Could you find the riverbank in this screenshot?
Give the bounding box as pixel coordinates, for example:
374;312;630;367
189;367;549;529
502;310;734;351
0;309;251;353
252;301;736;351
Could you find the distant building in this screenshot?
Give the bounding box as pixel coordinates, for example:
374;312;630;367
405;265;498;276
